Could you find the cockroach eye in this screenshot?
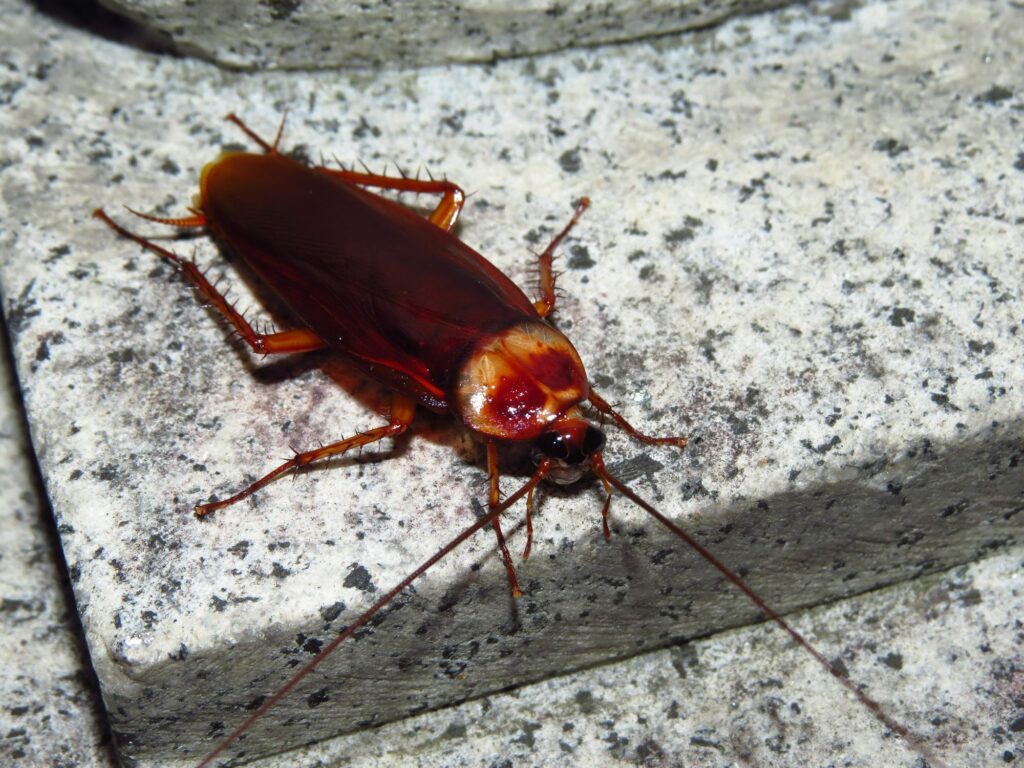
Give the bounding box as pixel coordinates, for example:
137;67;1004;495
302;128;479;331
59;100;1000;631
582;425;606;456
534;431;570;461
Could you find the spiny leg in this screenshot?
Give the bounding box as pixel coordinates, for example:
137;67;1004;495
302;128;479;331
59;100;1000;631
226;112;466;230
588;388;688;449
533;197;591;318
94;209;326;355
486;442;523;598
125;207;207;229
317;167;466;231
196;394;416;518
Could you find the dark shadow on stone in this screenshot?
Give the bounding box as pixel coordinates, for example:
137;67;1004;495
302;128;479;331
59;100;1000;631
28;0;175;58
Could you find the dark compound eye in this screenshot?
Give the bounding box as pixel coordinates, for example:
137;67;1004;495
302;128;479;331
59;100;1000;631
582;425;606;456
535;431;570;460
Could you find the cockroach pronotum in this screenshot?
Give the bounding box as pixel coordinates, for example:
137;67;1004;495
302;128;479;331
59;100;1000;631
94;115;942;768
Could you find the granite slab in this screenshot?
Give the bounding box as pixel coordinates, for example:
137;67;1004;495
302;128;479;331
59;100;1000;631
95;0;793;70
0;0;1021;765
1;310;1021;767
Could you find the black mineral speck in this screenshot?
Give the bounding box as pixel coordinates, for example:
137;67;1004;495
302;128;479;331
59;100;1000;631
559;148;581;174
879;651;903;670
567;244;594;269
307;687;330;708
889;307;916;327
227;540;249;559
262;0;301;20
320;601;345;623
800;435;841;454
873;137;909;157
575;689;597;714
344;563;375;592
974;85;1013;105
352;116;381;139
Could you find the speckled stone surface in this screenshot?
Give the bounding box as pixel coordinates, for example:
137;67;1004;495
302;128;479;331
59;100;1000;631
96;0;793;70
0;0;1021;766
0;315;116;763
0;312;1021;768
0;277;1020;768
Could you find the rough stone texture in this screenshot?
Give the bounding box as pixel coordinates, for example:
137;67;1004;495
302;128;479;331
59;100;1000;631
0;0;1021;766
1;316;1021;768
96;0;793;70
0;310;115;763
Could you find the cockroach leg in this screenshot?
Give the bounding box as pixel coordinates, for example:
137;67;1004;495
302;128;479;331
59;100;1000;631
195;393;416;518
125;207;207;229
226;113;467;230
317;168;466;232
588;388;688;449
522;486;535;560
533;196;590;317
93;209;328;356
596;462;614;541
225;112;283;155
486;441;523;597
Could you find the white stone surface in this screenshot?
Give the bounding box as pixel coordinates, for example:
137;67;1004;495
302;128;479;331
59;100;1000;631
0;0;1021;766
96;0;793;70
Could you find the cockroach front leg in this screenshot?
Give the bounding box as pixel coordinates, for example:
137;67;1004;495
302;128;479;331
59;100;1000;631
94;210;327;355
533;197;590;318
588;388;688;449
196;394;416;518
486;442;523;598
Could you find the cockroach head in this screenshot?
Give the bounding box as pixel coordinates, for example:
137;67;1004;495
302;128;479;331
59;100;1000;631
531;419;606;484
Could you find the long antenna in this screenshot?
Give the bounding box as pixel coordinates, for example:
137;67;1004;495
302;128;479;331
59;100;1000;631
592;455;945;768
196;461;551;768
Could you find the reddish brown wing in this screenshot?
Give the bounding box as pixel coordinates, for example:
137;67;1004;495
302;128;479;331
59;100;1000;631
200;153;539;411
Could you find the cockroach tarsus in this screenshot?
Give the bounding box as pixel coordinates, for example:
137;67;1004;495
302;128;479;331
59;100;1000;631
94;114;943;768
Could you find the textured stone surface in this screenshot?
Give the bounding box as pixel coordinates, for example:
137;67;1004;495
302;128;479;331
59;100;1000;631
96;0;792;70
0;314;114;763
0;320;1020;767
0;286;1020;768
0;0;1021;765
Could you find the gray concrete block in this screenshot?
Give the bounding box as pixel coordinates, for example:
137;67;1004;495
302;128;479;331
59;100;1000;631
96;0;793;70
0;0;1021;765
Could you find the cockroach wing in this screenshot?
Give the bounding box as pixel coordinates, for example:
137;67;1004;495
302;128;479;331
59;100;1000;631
201;153;538;411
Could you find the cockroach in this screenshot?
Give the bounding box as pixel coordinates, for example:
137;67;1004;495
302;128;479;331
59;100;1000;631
94;115;942;768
